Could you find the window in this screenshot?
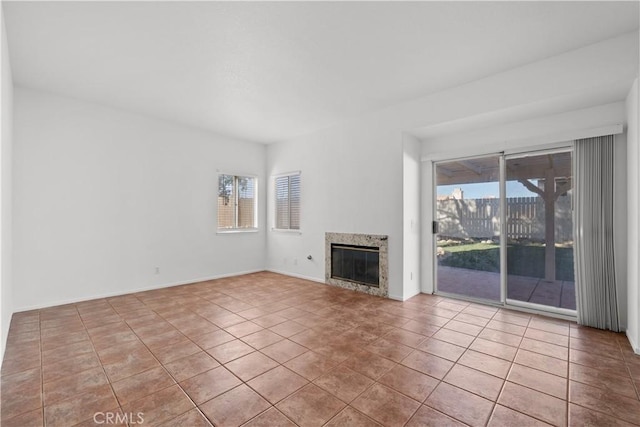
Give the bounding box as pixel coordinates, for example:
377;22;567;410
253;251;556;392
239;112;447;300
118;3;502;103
217;174;257;231
274;172;300;230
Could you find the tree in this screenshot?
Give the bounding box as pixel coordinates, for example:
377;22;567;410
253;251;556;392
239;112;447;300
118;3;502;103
218;175;251;205
516;156;572;281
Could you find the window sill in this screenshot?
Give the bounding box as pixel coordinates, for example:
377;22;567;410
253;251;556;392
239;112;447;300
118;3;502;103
271;228;302;235
217;228;259;234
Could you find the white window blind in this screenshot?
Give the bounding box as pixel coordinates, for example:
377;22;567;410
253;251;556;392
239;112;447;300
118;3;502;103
275;173;300;230
217;174;257;230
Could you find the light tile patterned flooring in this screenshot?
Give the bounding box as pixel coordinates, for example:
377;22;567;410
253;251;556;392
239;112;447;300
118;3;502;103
1;271;639;426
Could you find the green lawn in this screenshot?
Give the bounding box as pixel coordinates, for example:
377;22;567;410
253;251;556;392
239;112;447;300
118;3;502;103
438;243;574;281
441;242;500;252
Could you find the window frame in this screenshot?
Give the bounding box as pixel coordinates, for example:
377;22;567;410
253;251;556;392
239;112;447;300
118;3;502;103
272;171;301;232
216;172;259;233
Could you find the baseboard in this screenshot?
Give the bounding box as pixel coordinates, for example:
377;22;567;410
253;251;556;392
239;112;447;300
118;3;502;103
0;329;6;368
388;288;421;302
13;269;265;313
405;287;421;301
265;269;326;284
267;269;421;302
626;330;640;355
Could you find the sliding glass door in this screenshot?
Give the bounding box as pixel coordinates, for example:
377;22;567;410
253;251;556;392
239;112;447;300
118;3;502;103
505;150;575;312
434;156;501;303
434;149;576;315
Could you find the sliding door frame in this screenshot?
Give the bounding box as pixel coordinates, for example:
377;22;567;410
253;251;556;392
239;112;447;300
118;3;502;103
432;153;504;307
432;145;577;319
503;146;576;317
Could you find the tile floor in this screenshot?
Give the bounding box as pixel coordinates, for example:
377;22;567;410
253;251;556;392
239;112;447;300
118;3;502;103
1;271;638;426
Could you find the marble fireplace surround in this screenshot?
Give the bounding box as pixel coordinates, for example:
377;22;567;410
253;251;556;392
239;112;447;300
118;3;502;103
325;232;389;298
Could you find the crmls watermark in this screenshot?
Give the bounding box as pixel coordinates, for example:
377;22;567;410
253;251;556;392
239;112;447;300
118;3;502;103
93;412;144;425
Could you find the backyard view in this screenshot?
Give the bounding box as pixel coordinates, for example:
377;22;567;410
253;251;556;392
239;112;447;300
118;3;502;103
435;152;576;311
438;240;574;281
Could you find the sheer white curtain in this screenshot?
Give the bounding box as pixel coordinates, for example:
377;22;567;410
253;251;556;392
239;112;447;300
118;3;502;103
574;135;619;331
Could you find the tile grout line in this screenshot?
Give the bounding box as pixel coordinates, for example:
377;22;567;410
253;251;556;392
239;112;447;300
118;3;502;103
125;294;241;426
490;311;558;426
5;274;640;427
480;306;506;426
39;313;45;427
407;303;492;426
82;296;198;425
127;286;326;426
85;301;140;425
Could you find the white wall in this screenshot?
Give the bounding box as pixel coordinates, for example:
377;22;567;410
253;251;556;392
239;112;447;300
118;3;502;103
8;30;634;314
420;160;435;294
13;88;266;311
266;125;405;298
402;133;421;299
613;132;628;331
0;7;14;362
626;78;639;353
418;102;626;153
266;32;638;301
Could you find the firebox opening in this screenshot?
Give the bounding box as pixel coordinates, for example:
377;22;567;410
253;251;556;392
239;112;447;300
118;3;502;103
331;244;380;287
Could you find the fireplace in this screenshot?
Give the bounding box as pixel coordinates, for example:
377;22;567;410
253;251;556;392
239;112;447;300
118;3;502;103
325;232;388;297
331;244;380;287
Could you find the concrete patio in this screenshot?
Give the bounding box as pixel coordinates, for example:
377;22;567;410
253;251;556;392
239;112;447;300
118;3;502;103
437;266;576;310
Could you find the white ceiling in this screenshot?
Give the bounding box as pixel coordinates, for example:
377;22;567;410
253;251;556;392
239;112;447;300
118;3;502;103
4;1;639;144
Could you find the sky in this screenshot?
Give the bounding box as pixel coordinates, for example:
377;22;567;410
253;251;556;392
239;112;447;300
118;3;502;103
437;181;539;199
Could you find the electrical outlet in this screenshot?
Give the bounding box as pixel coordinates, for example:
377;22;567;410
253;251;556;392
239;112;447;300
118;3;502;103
155;267;160;275
293;258;298;265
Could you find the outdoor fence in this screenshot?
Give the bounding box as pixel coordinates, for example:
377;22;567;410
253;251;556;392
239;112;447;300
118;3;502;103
217;197;255;228
437;195;573;243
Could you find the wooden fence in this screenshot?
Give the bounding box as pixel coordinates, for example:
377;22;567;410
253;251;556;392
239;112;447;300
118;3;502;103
217;197;255;228
437;196;573;243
